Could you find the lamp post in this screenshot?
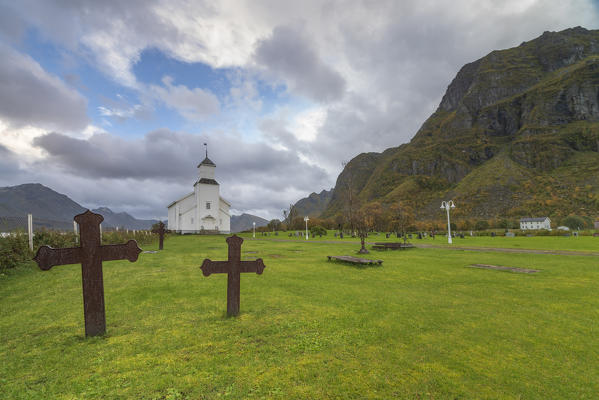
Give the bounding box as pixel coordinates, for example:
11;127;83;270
440;200;456;244
252;222;255;238
304;216;309;240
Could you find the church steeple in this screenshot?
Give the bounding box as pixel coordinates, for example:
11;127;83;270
196;143;217;183
197;142;216;168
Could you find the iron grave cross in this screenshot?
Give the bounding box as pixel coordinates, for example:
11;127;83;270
152;221;167;250
33;210;142;337
200;235;266;316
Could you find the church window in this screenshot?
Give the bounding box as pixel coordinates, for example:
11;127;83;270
206;202;211;209
191;218;194;224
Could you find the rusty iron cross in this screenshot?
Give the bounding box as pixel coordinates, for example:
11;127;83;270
33;210;142;337
200;235;265;316
152;221;167;250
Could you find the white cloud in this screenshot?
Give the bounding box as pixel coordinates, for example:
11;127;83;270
149;76;220;120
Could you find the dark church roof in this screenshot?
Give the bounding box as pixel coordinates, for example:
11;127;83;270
197;157;216;168
196;178;219;185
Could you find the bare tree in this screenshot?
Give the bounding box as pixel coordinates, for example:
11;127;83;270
391;201;414;244
354;209;372;254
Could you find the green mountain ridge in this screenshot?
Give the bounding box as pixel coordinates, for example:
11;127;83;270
292;189;334;217
322;27;599;222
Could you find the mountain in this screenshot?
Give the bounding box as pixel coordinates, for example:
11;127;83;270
230;213;269;233
91;207;158;230
322;27;599;222
0;183;86;221
292;189;334;217
0;183;157;230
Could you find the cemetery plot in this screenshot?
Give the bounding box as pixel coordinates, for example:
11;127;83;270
327;255;383;265
371;242;415;250
467;264;540;274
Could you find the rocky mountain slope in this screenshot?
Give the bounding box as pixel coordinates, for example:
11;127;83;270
0;183;157;230
292;189;333;217
230;213;269;233
322;27;599;222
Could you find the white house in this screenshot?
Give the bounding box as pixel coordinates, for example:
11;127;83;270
167;156;230;234
519;217;551;231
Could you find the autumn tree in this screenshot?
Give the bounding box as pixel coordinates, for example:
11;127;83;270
390;201;415;244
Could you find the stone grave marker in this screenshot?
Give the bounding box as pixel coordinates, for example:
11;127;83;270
33;210;142;337
200;235;266;316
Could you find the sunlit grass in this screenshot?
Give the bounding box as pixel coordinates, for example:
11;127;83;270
1;234;598;399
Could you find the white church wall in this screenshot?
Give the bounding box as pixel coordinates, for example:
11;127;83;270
219;202;231;233
179;207;196;232
197;183;220;230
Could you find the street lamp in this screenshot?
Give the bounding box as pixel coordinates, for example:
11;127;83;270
304;216;310;240
440;200;456;244
252;221;256;238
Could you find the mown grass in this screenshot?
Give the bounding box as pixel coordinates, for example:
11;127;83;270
246;230;599;253
1;234;598;399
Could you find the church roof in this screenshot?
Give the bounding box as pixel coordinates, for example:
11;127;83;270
197;157;216;167
195;178;219;185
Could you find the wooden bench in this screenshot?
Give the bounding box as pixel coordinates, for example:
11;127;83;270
371;242;414;250
327;256;383;265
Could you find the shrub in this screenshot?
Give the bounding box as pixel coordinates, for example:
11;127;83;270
560;215;587;230
475;220;490;231
310;225;327;237
0;231;32;272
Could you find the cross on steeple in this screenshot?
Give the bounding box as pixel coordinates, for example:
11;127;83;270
204;142;207;158
33;210;142;337
200;235;265;316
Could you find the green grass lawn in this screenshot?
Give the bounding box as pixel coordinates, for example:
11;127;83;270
1;234;598;399
244;230;599;253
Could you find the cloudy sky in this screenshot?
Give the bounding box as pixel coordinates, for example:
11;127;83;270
0;0;597;220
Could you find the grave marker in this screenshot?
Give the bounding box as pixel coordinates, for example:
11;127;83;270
152;221;167;250
200;235;266;316
33;210;142;337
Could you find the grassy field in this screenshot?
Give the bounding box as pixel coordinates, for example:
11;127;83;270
246;230;599;253
1;234;598;399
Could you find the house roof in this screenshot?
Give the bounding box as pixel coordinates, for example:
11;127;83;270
520;217;550;222
197;157;216;168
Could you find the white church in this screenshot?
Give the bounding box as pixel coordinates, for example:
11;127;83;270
167;155;231;234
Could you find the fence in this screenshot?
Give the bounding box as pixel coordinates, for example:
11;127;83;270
0;214;157;252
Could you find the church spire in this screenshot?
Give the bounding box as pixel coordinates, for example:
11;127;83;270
197;143;216;168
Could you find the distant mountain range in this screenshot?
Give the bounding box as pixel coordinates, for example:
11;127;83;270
0;183;158;230
230;213;269;233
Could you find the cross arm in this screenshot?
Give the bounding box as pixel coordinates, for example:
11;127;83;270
33;246;82;271
200;260;230;276
239;258;266;274
100;240;142;262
